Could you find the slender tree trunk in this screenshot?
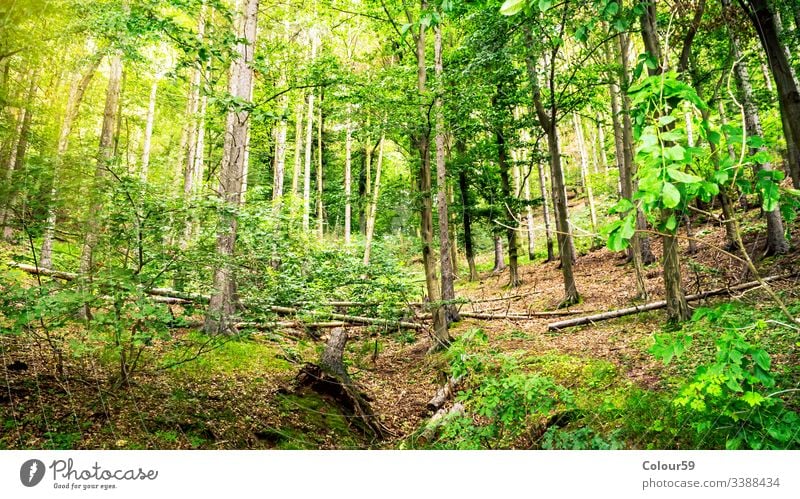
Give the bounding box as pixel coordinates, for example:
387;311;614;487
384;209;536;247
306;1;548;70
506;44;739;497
619;31;655;266
597;117;609;174
492;235;505;273
272;72;288;211
1;70;37;241
434;26;459;320
662;213;690;322
414;2;448;349
524;161;536;260
572;112;597;234
363;132;384;266
727;0;789;255
78;55;122;277
537;161;555;262
316;98;324;238
292;98;303;195
344;108;353;244
496;125;520;288
741;0;800;188
204;0;258;334
41;55;101;268
303;34;317;231
457;143;478;281
140;79;157;180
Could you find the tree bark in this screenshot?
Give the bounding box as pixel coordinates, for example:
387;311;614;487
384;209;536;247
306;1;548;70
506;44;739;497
1;69;37;241
316;96;324;238
457;156;478;281
434;26;459;321
363;132;384;266
140;79;157;180
302;34;317;231
291;98;303;195
204;0;258;334
726;0;789;255
525;26;578;305
537;161;555;262
344;108;353;244
573;112;597;234
496;124;520;288
492;235;506;273
40;54;102;268
414;0;448;350
78;55;122;279
272;72;288;211
740;0;800;188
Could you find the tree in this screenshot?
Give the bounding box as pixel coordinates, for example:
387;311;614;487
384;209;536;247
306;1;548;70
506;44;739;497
204;0;259;334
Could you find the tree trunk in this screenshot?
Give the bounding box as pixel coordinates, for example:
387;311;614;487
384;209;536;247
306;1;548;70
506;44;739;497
434;26;459;321
316;96;324;238
1;69;37;241
496;125;520;288
302;33;317;231
572;112;597;234
204;0;258;334
524;162;536;260
40;54;102;268
78;55;122;279
492;235;505;273
619;31;656;266
415;1;448;350
537;161;555;262
525;27;577;304
140;79;157;180
457;158;478;281
344;108;353;245
363;132;384;266
272;75;288;211
742;0;800;189
727;0;789;255
291;98;303;195
662;214;691;322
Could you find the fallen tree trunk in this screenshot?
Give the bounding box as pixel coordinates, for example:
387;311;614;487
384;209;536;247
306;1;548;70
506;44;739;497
548;274;794;331
10;262;422;330
459;310;586;320
269;305;424;330
417;402;465;445
427;374;464;412
294;327;389;440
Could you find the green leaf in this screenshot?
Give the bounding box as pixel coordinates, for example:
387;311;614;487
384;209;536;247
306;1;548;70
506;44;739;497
609;197;633;214
500;0;525;16
661;182;680;208
620;212;636;239
757;178;780;212
752;349;770;371
664;213;677;231
751;150;771;164
667;168;702;184
746;135;766;148
538;0;553;11
657;115;676;126
612;18;627;32
742;391;765;407
664;145;686;162
604;1;619;17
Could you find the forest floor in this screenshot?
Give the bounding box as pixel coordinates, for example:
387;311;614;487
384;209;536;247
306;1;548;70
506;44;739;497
2;208;800;449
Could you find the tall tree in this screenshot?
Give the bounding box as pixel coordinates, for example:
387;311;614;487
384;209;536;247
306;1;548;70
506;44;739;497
204;0;259;334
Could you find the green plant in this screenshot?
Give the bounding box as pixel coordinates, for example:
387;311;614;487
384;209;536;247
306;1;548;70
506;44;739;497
433;330;576;449
651;306;800;449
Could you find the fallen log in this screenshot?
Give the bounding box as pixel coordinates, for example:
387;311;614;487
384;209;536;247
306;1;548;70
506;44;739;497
547;274;795;331
417;402;465;445
427;375;464;412
293;327;389;439
10;262;422;331
459;310;586;320
269;305;424;330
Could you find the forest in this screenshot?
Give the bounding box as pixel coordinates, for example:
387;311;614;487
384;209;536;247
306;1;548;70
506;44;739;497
0;0;799;450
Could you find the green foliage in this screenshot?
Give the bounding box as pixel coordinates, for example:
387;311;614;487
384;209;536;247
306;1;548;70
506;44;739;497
432;330;576;448
541;426;624;450
650;304;800;449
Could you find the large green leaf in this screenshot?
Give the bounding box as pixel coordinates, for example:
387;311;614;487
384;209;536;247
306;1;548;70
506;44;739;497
500;0;525;16
667;168;702;184
661;181;680;208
